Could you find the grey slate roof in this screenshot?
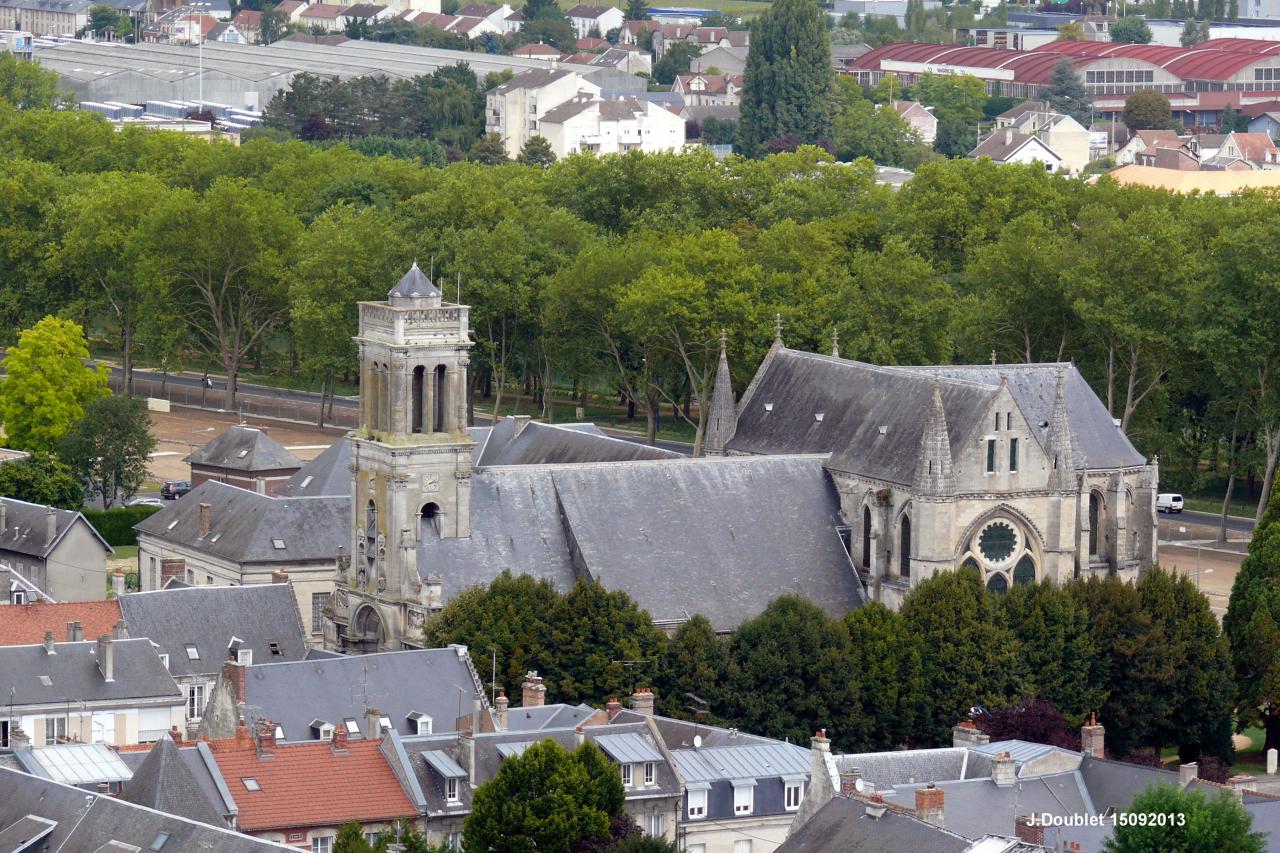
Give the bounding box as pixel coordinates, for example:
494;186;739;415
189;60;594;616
241;646;483;741
118;583;308;679
0;767;289;852
278;436;351;497
776;796;971;853
119;734;229;827
503;702;600;732
118;742;232;822
420;455;866;631
834;747;985;790
0;497;111;559
387;261;442;304
134;480;347;566
672;741;810;784
488;67;575;93
0;639;181;705
476;418;682;467
184;426;302;472
615;711;781;751
1076;755;1180;814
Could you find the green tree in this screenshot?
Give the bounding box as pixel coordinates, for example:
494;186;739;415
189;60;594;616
0;316;109;453
1046;57;1094;125
737;0;834;155
700;115;737;145
1001;582;1102;723
0;52;70;109
0;452;84;509
655;614;729;722
333;822;373;853
469;132;508;164
911;73;986;156
518;135;556;167
624;0;649;19
1102;784;1265;853
1122;90;1174;130
900;567;1022;745
518;11;576;51
1110;15;1154;43
830;78;927;167
58;395;156;509
1220;105;1250;132
843;603;926;750
1225;490;1280;729
464;740;619;852
652;41;703;85
1057;20;1086;39
259;2;290;43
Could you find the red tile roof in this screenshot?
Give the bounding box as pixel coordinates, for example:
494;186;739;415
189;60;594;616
0;600;122;647
207;736;416;832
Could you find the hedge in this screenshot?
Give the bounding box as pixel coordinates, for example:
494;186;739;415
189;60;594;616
83;504;162;547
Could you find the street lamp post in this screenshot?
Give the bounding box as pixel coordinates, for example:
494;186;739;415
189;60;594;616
189;1;210;108
188;426;215;453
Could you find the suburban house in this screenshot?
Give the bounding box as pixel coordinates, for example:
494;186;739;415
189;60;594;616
0;766;293;852
1115;129;1187;166
133;479;346;642
485;68;602;159
591;46;652;75
512;42;562;60
184;425;303;496
691;44;748;75
565;3;623;39
539;94;687;156
230;9;261;41
0;498;113;603
297;3;346;30
117;583;310;734
453;1;514;31
989;106;1090;174
891;100;938;146
197;645;490;742
0;635;184;748
1212;130;1279;168
619;18;658;45
2;562;48;604
672;73;743;107
969;128;1063;172
652;23;747;58
274;0;309;21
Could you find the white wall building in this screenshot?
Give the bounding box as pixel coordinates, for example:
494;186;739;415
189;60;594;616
485;67;602;158
540;95;686;156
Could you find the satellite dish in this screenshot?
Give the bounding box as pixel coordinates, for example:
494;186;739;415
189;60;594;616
693;735;703;748
855;778;866;793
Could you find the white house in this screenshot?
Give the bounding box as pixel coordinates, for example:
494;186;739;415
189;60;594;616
890;100;937;146
565;3;623;39
540;94;686;156
969;128;1064;172
485;68;603;158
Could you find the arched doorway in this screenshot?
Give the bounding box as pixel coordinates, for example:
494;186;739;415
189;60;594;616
422;502;440;536
350;605;385;654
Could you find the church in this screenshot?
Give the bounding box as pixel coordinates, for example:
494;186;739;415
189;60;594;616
326;267;1157;652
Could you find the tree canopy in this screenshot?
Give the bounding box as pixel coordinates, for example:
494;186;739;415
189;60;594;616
1123;90;1174;130
1110;15;1154;44
1102;784;1265;853
737;0;834;155
0;316;109;453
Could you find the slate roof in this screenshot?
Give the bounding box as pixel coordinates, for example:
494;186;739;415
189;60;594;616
420;456;866;631
134;480;347;566
0;638;181;706
615;711;782;751
277;436;352;497
119;734;229;827
776;796;971;853
476;418;681;466
566;4;615;16
0;767;290;852
489;67;575;93
455;2;501;15
206;737;416;832
0;599;122;646
1076;755;1180;814
239;647;484;741
184;426;302;473
672;741;811;784
118;584;308;679
0;497;111;559
971;129;1059;162
118;741;232;822
387;261;442;305
502;702;599;731
834;747;990;789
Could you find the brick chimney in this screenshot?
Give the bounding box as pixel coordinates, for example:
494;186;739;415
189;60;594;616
112;567;126;598
198;503;211;537
271;569;288;584
160;558;185;588
605;697;623;720
45;506;56;547
915;782;944;825
235;719;252;750
992;751;1016;787
1015;815;1044;846
521;671;546;707
96;635;114;682
113;619;127;640
1180;762;1199;786
631;687;655;716
333;721;348;747
169;725;184;746
258;720;276;750
221;660;247;703
840;767;862;797
364;707;382;739
1081;712;1105;758
495;691;509;731
952;719;990;749
43;630;55;655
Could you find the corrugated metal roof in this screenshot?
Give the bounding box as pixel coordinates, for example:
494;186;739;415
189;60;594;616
671;743;810;785
422;750;466;778
594;733;663;764
495;741;535;759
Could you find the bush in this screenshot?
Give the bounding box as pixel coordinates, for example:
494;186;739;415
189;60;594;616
83;504;161;546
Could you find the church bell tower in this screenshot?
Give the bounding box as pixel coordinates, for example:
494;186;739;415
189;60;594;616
336;263;474;652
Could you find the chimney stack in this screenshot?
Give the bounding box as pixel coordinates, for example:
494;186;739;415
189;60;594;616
840;768;862;797
952;720;990;749
10;726;31;749
915;782;945;825
113;619;127;640
333;721;348;747
67;621;75;642
1180;762;1199;786
45;506;56;547
521;671;546;708
43;630;55;655
271;569;288;584
73;621;83;642
169;725;184;746
365;707;382;739
1;501;7;535
631;687;655;716
258;720;276;751
495;691;509;731
992;751;1016;787
1015;815;1044;846
606;697;623;720
1081;712;1105;758
198;503;211;537
235;719;252;750
112;567;126;598
96;635;114;682
1004;129;1013;146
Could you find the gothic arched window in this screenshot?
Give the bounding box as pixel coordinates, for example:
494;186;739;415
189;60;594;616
1089;492;1102;556
861;505;871;570
899;516;911;579
987;573;1008;595
1013;554;1036;586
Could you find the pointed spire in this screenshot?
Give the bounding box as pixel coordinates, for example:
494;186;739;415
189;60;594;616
705;330;737;456
831;329;840;359
1046;366;1077;490
773;313;783;348
914;379;954;496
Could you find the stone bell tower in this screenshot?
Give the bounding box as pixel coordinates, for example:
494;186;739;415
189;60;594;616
334;263;474;653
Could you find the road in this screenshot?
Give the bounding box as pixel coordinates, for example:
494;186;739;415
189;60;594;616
1167;508;1256;534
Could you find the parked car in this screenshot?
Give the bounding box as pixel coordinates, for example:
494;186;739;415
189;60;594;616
1157;493;1184;514
160;481;191;500
126;497;164;508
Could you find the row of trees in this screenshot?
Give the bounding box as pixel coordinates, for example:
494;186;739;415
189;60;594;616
424;567;1233;761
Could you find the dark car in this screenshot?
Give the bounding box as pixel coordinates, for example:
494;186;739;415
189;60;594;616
160;480;192;500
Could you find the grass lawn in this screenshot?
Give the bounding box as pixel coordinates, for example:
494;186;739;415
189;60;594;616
111;545;139;562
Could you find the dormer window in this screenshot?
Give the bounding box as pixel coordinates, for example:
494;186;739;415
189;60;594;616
621;763;633;787
408;711;432;735
236;648;252;666
732;781;755;815
644;762;654;785
446;777;459;802
312;720;334;741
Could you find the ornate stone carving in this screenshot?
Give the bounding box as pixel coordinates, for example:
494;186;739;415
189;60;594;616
422;474;441;493
389;473;411;490
454;471;472;483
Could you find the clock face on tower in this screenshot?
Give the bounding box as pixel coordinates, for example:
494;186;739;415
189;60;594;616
422;474;440;493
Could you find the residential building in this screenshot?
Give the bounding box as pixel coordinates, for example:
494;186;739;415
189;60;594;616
207;19;248;41
691;43;747;76
969;128;1064;172
485;68;602;158
117;583;310;733
11;740;135;793
1;562;48;605
297;3;346;30
540;94;687;156
0;635;184;748
652;22;747;58
512;42;562;60
0;0;143;36
0;766;293;852
618;18;657;45
990;104;1090;173
0;599;122;645
1115;128;1187;165
198;645;490;742
591;46;652;75
1109;162;1280;193
453;1;512;30
133;479;346;640
0;498;113;603
890;99;937;145
185;425;303;496
1217;129;1279;166
341;1;392;26
231;8;261;41
565;3;623;39
274;0;308;21
672;73;743;107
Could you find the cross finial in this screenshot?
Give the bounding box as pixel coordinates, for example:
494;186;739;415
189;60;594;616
990;349;998;366
831;329;840;358
719;328;727;350
774;313;783;346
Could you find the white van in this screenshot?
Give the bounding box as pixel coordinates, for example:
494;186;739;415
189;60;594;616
1157;493;1184;514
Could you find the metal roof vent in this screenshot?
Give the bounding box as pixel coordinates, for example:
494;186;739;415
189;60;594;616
878;425;888;435
764;403;773;413
815;413;825;423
